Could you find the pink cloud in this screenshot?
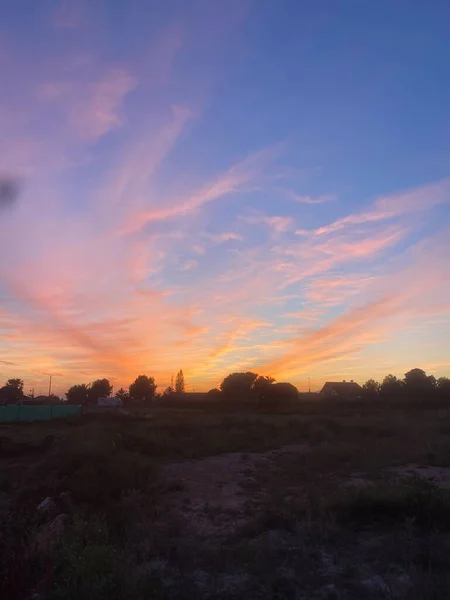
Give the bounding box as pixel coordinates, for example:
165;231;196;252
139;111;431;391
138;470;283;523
258;234;450;379
315;178;450;235
122;144;282;232
39;67;137;142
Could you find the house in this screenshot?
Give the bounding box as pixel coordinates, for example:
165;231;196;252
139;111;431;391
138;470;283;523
320;380;362;399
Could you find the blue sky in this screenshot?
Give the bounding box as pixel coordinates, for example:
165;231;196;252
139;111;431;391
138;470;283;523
0;0;449;394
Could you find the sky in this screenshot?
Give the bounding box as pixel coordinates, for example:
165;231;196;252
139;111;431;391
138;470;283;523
0;0;449;396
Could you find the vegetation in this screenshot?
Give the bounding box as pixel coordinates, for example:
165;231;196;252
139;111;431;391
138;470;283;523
0;378;24;403
66;384;89;405
2;397;450;599
87;378;113;403
115;388;130;403
363;368;450;401
175;370;185;393
129;374;157;401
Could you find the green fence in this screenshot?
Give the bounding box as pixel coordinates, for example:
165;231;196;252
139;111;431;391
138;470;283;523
0;405;81;422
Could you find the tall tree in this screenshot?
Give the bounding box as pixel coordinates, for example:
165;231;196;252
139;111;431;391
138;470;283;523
129;375;157;401
66;384;89;405
88;379;113;404
175;370;185;393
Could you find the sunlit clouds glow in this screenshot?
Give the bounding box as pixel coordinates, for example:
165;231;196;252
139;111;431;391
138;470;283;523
1;1;449;394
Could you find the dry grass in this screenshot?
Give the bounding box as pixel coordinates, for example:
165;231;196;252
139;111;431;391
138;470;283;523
1;399;450;598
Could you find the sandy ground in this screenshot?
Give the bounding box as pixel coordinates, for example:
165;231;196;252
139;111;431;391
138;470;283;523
163;444;309;536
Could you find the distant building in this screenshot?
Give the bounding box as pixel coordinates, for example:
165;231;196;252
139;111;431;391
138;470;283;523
320;381;362;399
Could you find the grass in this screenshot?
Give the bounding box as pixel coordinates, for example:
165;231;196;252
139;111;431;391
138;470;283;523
1;399;450;598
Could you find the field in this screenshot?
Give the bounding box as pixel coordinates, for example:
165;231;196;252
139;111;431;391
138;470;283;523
2;399;450;599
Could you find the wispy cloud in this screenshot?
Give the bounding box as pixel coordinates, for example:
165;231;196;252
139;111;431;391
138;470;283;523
122;144;281;232
39;67;137;142
258;235;450;378
282;189;337;204
241;213;295;233
315;178;450;235
204;232;244;243
180;259;199;271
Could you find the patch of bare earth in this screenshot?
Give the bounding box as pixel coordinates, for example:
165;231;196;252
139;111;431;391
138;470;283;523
163;444;309;537
393;464;450;488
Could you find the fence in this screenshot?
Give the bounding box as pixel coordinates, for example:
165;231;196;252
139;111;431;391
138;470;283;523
0;404;82;422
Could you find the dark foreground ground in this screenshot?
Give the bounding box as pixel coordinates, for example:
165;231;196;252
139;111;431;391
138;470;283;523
2;399;450;599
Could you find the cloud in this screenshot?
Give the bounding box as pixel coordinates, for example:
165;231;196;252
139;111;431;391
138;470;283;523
282;189;337;204
241;214;295;233
279;224;407;288
258;234;450;379
39;67;137;142
122;144;282;232
315;178;450;235
204;232;243;243
180;259;199;271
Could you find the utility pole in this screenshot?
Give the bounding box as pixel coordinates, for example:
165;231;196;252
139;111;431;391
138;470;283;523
48;374;52;396
308;377;311;393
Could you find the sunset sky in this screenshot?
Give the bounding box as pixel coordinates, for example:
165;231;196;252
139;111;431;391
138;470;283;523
1;1;449;396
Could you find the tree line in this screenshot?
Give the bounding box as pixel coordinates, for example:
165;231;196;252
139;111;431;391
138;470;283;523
66;370;186;405
362;368;450;400
1;367;449;405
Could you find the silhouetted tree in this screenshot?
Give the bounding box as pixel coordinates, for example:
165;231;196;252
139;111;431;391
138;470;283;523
437;377;450;393
207;388;222;400
380;374;403;398
220;372;259;399
362;379;380;400
163;386;174;396
129;375;157;401
403;368;436;398
252;376;276;396
6;378;24;395
66;384;89;405
88;379;113;404
0;378;25;403
260;382;299;404
116;388;130;403
175;370;185;393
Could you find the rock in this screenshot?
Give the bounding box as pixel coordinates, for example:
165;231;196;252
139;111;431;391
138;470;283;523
36;497;55;513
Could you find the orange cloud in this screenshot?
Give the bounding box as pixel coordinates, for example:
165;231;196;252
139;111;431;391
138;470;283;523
258;235;450;380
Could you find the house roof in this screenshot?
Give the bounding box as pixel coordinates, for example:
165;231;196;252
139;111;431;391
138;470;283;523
321;381;362;395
